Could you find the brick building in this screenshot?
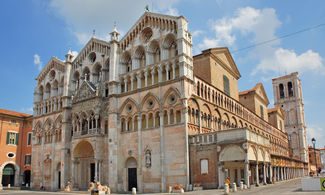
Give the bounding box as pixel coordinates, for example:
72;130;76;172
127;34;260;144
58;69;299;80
31;11;309;192
308;146;321;174
0;109;32;189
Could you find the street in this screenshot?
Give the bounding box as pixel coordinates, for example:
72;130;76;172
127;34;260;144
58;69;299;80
0;178;324;195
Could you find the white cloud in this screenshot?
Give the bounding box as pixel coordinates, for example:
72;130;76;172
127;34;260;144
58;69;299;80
166;7;179;16
33;54;43;71
198;7;281;50
49;0;179;45
307;125;325;148
192;30;204;38
198;6;324;76
21;107;33;114
252;48;324;75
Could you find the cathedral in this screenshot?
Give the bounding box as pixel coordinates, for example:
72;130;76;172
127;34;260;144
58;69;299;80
31;11;309;192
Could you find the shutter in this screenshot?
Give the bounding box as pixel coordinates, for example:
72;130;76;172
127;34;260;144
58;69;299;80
6;132;9;144
15;133;19;145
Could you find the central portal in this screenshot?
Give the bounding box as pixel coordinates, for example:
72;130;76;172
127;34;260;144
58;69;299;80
128;168;137;191
73;140;95;189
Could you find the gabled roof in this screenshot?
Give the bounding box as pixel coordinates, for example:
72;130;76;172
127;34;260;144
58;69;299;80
36;57;65;81
0;108;32;118
268;106;285;118
194;47;241;79
119;11;183;50
72;37;110;66
239;83;270;105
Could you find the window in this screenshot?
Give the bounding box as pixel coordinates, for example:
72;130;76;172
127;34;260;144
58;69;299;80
200;159;208;175
288;82;294;97
279;84;284;98
10;120;17;124
260;105;264;119
223;75;230;96
27;132;32;146
6;132;18;145
25;154;31;165
280;120;283;130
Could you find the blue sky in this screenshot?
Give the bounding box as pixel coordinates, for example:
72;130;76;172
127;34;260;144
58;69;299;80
0;0;324;147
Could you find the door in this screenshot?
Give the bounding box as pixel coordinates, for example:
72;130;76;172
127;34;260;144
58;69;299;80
90;163;95;182
128;168;137;191
2;164;15;186
58;171;61;189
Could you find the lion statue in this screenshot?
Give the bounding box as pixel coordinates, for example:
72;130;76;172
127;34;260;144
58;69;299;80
64;181;72;192
96;182;110;194
88;182;95;192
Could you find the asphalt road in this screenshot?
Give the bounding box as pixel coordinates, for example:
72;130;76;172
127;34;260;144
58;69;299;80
0;178;324;195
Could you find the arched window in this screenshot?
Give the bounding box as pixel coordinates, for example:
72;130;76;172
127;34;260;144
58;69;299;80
83;67;90;81
288;82;294;97
223;75;230;96
279;83;284;98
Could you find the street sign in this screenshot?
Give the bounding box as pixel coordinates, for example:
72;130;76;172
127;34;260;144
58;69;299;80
321;178;325;191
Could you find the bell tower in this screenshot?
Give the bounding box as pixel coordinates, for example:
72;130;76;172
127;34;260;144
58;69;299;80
272;72;308;163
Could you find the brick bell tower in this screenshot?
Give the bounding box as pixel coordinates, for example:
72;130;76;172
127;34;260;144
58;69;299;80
272;72;308;163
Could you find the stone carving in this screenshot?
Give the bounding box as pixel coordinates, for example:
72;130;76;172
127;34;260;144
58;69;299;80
242;143;248;150
217;145;221;152
145;149;151;168
73;82;96;103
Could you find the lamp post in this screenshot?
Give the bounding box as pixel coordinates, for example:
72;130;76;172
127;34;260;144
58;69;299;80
311;138;318;176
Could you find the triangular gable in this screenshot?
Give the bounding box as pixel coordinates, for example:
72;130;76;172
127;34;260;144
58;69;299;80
36;57;65;82
254;83;270;106
72;80;97;103
209;47;241;79
72;37;110;66
119;11;180;50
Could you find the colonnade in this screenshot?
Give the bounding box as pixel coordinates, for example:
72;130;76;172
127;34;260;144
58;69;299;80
121;62;179;93
34;97;63;116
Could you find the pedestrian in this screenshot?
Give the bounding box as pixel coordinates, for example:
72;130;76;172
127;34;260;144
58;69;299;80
225;177;231;185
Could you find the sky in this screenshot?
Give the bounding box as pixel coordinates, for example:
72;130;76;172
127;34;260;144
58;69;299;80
0;0;324;147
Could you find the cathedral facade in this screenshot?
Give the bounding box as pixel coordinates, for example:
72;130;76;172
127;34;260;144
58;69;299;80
31;12;308;192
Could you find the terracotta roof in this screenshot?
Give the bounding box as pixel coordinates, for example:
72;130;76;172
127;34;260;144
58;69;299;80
0;108;32;118
239;83;261;96
268;106;280;113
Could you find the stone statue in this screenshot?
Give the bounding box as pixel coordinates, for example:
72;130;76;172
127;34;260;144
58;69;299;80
145;150;151;167
95;182;110;194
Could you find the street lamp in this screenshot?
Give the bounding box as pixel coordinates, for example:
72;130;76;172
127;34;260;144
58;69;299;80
311;137;318;176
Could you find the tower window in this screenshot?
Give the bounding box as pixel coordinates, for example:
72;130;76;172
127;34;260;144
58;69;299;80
288;82;294;97
260;105;264;119
279;84;284;98
223;75;230;96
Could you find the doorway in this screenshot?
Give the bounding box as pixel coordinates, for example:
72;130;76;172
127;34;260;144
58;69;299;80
128;168;137;191
90;163;95;182
23;170;31;186
58;171;61;189
2;164;15;186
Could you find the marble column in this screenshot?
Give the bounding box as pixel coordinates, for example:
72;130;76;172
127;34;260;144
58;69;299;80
137;116;143;192
151;69;155;85
130;75;134;91
218;162;224;189
144;71;148;87
255;163;259;186
124;76;128;92
137;72;141;89
263;164;266;184
158;65;163;82
159;112;166;192
269;165;273;183
244;159;250;187
172;62;176;79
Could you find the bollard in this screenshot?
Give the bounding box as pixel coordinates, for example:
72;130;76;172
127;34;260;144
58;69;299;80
240;182;243;190
8;184;10;188
243;184;247;189
233;183;237;192
169;186;172;193
107;187;111;195
180;188;184;193
224;184;229;195
26;183;29;188
132;187;136;195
